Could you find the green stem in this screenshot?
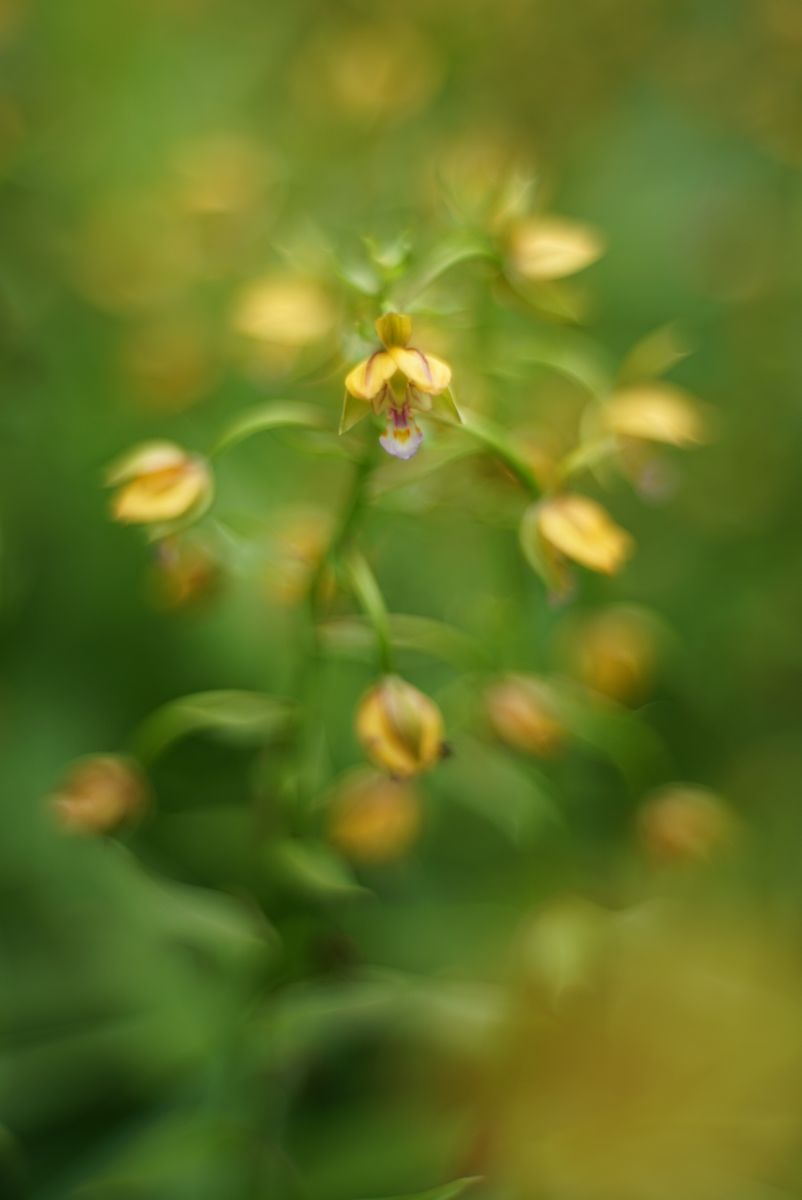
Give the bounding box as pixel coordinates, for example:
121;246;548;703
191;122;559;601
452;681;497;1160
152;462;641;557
345;551;394;675
452;409;542;497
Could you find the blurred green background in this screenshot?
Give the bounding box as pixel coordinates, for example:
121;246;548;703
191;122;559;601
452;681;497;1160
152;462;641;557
3;0;802;1197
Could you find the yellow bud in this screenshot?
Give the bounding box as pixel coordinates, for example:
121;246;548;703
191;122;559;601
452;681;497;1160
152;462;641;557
356;675;445;778
328;769;422;863
532;493;634;576
564;606;659;704
106;441;213;526
606;382;708;447
375;312;412;348
51;755;149;835
485;675;565;757
638;785;736;865
506;215;605;281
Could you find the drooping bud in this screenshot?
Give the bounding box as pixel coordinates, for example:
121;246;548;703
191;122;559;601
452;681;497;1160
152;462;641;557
356;675;445;778
637;785;735;864
51;755;150;835
328;768;422;863
106;441;213;526
525;493;634;576
485;675;565;757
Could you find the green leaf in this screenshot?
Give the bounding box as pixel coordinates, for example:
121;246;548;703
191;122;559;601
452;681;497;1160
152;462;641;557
359;1175;483;1200
450;409;541;496
617;322;692;385
258;976;403;1067
131;690;294;762
210;402;326;456
267;839;368;901
435;735;561;843
319;614;491;671
396;233;497;307
551;680;670;790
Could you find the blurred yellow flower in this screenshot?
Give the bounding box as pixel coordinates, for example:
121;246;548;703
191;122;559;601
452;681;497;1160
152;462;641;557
492;907;802;1200
562;606;659;704
606;382;708;446
328;769;422;863
356;675;445;778
106;441;213;526
485;675;565;757
297;23;440;125
506;214;605;281
231;274;336;376
171;132;269;217
51;755;149;835
527;493;634;576
343;313;454;459
637;784;736;864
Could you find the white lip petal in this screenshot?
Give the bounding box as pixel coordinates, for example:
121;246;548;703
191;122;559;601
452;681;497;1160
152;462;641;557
379;425;424;460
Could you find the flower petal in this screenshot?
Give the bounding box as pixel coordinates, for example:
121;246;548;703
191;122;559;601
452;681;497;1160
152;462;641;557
112;460;212;524
390;346;451;394
536;494;633;575
379;417;424;460
345;350;397;400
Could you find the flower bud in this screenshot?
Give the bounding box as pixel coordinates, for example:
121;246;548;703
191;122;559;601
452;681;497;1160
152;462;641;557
506;215;605;281
328;769;422;863
356;675;445;778
563;606;659;704
637;785;735;864
606;383;707;447
51;755;149;835
375;312;412;348
525;493;634;576
106;441;213;526
485;675;565;757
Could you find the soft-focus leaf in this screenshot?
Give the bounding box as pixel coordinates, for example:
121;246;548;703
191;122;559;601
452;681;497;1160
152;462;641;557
319;614;491;671
267;839;368;900
132;691;294;762
617;322;692;384
360;1174;483;1200
211;402;327;455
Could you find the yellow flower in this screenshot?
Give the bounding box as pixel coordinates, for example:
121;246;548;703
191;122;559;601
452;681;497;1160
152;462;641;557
106;441;213;526
356;675;445;778
342;313;455;459
506;214;605;281
605;382;708;446
485;675;565;757
527;493;634;576
51;755;149;835
328;768;422;863
637;784;736;864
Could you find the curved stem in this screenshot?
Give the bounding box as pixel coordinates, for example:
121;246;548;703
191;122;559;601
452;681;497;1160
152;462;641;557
453;409;542;497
